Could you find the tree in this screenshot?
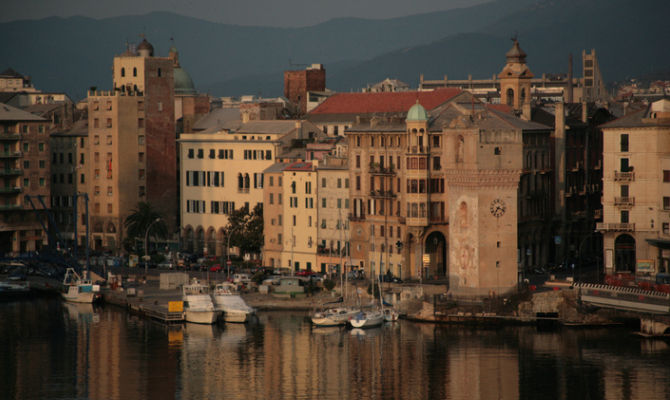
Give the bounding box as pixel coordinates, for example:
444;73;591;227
225;203;264;256
124;202;167;254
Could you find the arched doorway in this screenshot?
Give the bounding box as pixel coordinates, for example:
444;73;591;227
195;227;204;255
425;231;447;280
615;234;636;272
183;226;194;253
206;227;216;257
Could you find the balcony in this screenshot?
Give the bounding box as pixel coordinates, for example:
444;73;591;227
407;146;429;155
596;222;635;232
369;190;397;199
237;188;250;193
0;204;21;211
0;169;22;176
349;213;365;222
614;196;635;207
0;187;21;194
369;163;396;176
406;216;428;227
614;171;635;181
0;133;20;141
0;151;21;158
569;161;583;172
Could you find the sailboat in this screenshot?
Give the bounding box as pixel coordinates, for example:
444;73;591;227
61;268;100;303
349;235;384;329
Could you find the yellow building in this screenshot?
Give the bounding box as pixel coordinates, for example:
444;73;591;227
599;99;670;275
179;120;322;256
316;156;350;274
85;38;176;252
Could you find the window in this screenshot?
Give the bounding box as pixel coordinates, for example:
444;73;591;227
620;158;629;172
432;156;441;170
157;67;162;77
138;136;145;145
664;170;670;182
138;118;144;128
197;149;203;159
664;197;670;211
356;176;361;190
106;135;112;145
121;67;125;77
138;152;144;162
293;215;296;226
269;193;274;204
23;143;29;152
94;118;99;128
322;178;327;188
79;153;85;164
209;149;215;159
664;223;669;235
23;160;29;169
188;149;194;159
621;210;629;223
337;178;342;188
218;149;224;159
620;134;629;152
106;118;112;128
269;176;274;186
356;155;360;168
139;169;145;179
621;185;629;197
322;198;327;208
107;204;113;213
107;186;113;196
80;174;85;184
38;143;44;151
39;160;45;168
133;67;137;77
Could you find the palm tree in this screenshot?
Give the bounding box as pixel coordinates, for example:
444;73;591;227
124;202;167;254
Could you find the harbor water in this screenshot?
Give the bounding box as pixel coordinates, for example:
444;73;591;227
2;297;670;400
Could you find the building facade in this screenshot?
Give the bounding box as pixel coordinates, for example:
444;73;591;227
599;99;670;276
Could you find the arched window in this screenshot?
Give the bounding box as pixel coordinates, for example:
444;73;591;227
456;135;464;163
506;88;514;106
244;173;250;189
520;88;526;104
238;173;243;189
121;67;125;77
157;68;162;77
133;67;137;77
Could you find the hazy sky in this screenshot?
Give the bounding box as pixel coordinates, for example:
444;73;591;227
3;0;491;27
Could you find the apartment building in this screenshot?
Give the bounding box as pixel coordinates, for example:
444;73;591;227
599;99;670;276
316;156;350;275
0;103;49;255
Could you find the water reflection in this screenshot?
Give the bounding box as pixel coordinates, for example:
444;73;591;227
2;299;670;399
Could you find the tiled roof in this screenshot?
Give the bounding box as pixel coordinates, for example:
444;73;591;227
309;88;461;115
0;102;45;122
284;161;314;171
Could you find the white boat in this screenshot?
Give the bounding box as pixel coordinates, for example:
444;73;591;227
0;281;30;301
212;282;255;323
61;268;100;303
311;306;359;327
383;308;399;322
349;309;384;329
182;279;219;324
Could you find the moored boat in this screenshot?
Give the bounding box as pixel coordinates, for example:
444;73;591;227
349;309;384;329
0;281;31;301
182;279;218;324
61;268;100;303
312;306;359;327
211;282;255;323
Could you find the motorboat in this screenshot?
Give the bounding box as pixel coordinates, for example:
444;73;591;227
211;282;255;323
61;268;100;303
349;309;384;329
0;281;30;301
311;306;359;327
383;308;399;322
182;279;218;324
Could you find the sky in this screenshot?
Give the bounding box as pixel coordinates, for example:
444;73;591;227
3;0;491;27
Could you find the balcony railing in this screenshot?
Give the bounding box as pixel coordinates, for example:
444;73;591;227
614;196;635;207
0;187;21;194
0;151;21;158
237;187;250;193
0;169;22;176
614;171;635;181
0;133;20;141
349;213;365;222
369;164;396;176
0;204;21;211
369;190;397;199
596;222;635;232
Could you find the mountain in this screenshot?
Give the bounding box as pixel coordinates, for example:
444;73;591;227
0;0;535;99
1;0;667;99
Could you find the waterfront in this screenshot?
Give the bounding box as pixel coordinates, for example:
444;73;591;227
2;298;670;400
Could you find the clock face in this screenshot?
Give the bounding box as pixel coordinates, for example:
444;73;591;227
490;198;506;218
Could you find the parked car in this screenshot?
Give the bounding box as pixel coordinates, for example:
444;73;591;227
295;270;314;277
233;273;251;284
209;264;223;272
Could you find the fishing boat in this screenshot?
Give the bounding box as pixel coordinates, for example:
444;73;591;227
182;279;218;324
61;268;100;303
211;282;255;323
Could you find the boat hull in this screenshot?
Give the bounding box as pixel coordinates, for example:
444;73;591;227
184;310;219;324
222;310;251;323
61;291;98;304
349;311;384;328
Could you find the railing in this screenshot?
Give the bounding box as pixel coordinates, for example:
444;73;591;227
0;204;21;211
369;190;397;199
596;222;635;232
349;213;365;222
0;133;20;141
614;171;635;181
0;187;21;194
237;188;250;193
369;164;396;175
0;151;21;158
0;169;22;176
614;196;635;207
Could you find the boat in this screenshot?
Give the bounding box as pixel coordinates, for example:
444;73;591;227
182;279;219;324
349;308;385;329
312;305;359;327
0;281;31;301
61;268;100;303
211;282;255;323
383;308;399;322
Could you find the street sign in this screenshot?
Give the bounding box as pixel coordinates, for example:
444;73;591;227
226;260;232;266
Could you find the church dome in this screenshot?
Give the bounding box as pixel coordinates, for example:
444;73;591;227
406;101;428;121
174;66;197;95
137;38;154;57
505;39;527;63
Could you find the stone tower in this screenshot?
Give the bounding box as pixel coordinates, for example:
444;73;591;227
498;39;533;111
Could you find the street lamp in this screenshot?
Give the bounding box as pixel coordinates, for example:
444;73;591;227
226;226;238;280
144;217;161;276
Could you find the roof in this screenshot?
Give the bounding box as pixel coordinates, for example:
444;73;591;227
263;162;291;174
0;68;24;78
51;118;88;137
236;120;300;135
284;161;314;172
192;107;241;132
0;102;46;122
407;101;428;121
308;88;461;116
174;66;197;96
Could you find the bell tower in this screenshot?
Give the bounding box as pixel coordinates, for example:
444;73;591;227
498;38;533;111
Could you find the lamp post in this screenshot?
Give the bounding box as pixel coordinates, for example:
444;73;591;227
226;226;238;280
144;218;161;276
